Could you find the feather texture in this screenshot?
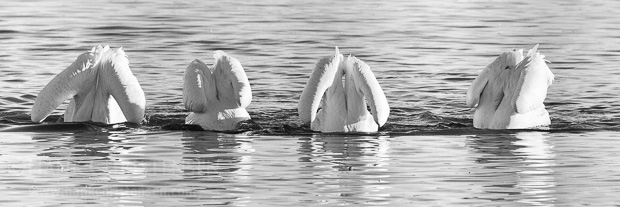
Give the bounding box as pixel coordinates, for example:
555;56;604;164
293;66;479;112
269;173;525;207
298;47;390;132
183;51;252;131
31;45;145;124
467;44;553;129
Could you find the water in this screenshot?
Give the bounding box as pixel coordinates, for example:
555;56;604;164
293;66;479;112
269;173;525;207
1;0;620;206
3;131;620;206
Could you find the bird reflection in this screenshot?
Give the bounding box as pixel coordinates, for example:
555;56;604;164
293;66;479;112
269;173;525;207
297;135;391;204
30;132;154;205
33;132;116;161
466;131;556;205
180;131;253;177
180;131;254;205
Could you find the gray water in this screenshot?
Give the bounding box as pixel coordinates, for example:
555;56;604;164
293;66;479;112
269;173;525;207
1;0;620;206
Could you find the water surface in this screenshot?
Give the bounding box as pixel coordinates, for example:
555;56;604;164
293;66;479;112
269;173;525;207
1;0;620;206
2;131;620;206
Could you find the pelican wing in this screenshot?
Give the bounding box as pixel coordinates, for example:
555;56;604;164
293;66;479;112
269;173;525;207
97;47;146;124
298;48;342;125
347;56;389;127
512;45;554;114
31;51;97;122
466;49;523;108
212;51;252;108
466;66;490;108
183;59;210;113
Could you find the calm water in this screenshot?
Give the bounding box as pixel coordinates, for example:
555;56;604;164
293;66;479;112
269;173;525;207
1;0;620;206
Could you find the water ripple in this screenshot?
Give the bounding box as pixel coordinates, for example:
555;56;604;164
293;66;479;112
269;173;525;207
2;0;620;204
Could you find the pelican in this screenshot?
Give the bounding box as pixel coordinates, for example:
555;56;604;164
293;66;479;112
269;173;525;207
298;47;390;133
31;45;146;124
183;51;252;131
466;44;554;129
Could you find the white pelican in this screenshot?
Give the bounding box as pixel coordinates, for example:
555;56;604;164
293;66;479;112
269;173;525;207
298;47;390;133
183;51;252;131
31;45;146;124
466;44;554;129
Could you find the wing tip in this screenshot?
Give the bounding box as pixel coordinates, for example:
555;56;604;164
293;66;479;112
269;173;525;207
186;59;209;74
189;59;203;66
30;100;50;123
376;105;390;127
212;50;244;70
213;50;228;61
465;87;477;108
528;43;542;58
30;113;43;123
465;96;478;108
333;46;343;60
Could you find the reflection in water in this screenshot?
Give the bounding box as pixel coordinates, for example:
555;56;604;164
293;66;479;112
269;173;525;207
297;135;391;205
28;131;258;206
4;130;620;206
27;132;156;206
21;131;257;206
180;131;254;206
513;132;556;206
466;132;556;206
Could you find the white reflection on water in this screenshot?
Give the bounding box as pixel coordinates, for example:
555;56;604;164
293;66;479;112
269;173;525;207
513;132;556;206
180;131;254;206
466;131;556;206
19;131;259;206
3;130;620;206
29;133;157;205
296;135;391;205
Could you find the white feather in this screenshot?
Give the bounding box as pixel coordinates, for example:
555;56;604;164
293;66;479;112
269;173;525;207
183;51;252;131
298;47;390;133
31;46;145;124
467;44;553;129
298;47;342;125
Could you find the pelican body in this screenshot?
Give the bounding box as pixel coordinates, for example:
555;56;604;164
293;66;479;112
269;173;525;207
466;44;554;129
31;45;145;124
183;51;252;131
298;47;389;133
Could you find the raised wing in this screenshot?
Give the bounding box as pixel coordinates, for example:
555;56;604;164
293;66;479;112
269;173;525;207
31;50;98;122
298;47;342;125
97;47;146;124
212;51;252;108
467;49;524;108
512;44;554;114
183;59;210;113
466;66;490;108
346;56;390;127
